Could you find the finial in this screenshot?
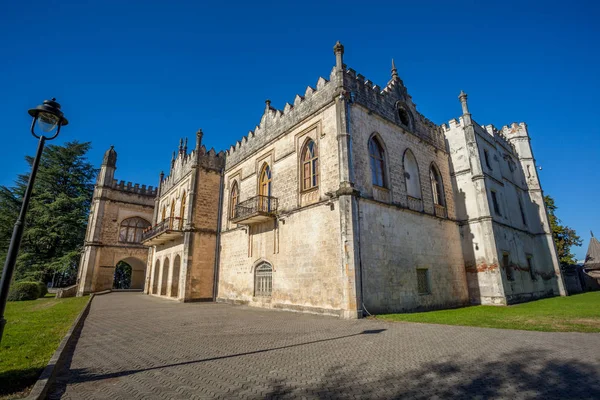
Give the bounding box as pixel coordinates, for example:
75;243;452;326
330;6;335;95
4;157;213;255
333;41;344;71
196;128;203;150
458;90;469;115
184;137;188;153
265;99;271;109
333;41;344;55
110;144;114;150
391;59;398;80
592;231;595;238
171;151;175;163
159;170;164;180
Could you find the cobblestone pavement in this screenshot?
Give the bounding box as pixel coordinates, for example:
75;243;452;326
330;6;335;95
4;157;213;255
49;293;600;399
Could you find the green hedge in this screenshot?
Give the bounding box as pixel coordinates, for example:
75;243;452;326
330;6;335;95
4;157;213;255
7;282;41;301
37;282;48;298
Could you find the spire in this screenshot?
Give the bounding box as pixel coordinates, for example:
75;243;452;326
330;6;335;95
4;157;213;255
333;41;344;71
102;145;117;167
458;90;470;115
391;59;398;80
178;138;183;154
196;129;203;150
183;137;188;154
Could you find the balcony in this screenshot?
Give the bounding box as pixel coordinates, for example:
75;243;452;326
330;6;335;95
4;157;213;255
141;217;186;246
230;195;278;225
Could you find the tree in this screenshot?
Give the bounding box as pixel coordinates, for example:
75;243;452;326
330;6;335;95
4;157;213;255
0;141;96;285
544;195;582;266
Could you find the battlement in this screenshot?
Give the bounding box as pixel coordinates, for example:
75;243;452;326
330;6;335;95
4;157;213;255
109;179;157;197
441;117;464;132
224;69;339;168
160;137;226;194
500;122;529;138
343;65;446;151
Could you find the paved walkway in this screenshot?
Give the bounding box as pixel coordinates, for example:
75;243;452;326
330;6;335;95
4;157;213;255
50;293;600;399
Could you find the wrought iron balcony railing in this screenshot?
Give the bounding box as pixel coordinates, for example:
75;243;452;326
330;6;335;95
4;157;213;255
230;195;278;224
141;217;185;244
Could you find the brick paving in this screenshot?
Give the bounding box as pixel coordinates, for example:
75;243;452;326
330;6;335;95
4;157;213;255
49;293;600;399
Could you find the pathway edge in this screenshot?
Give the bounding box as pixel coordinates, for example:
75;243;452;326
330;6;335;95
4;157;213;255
26;294;94;400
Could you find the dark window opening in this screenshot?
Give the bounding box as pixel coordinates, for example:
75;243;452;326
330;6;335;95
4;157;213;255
491;191;501;216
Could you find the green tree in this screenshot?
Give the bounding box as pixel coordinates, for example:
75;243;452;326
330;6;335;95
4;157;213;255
544;195;582;266
0;141;96;285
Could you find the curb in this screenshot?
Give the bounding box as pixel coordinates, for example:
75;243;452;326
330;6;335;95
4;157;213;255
25;294;95;400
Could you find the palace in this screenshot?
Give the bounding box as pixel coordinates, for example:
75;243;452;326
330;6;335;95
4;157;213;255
76;42;566;317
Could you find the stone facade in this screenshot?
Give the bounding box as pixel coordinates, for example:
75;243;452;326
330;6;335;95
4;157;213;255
79;42;565;317
444;98;566;304
143;132;225;302
77;147;156;295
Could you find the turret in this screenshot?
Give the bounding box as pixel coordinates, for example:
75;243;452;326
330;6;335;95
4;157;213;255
97;146;117;187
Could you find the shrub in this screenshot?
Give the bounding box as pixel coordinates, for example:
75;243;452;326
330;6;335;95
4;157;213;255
37;282;48;298
7;282;41;301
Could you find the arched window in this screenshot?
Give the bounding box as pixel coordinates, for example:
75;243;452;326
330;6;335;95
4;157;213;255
368;136;386;188
398;107;412;128
403;149;421;199
254;262;273;297
301;139;319;191
169;199;175;228
119;217;151;243
430;164;444;206
230;181;239;218
179;191;187;229
259;164;272;212
161;206;166;222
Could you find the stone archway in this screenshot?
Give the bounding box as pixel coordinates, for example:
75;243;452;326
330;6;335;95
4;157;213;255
161;257;170;296
113;261;132;289
171;255;181;298
116;256;147;290
152;259;160;294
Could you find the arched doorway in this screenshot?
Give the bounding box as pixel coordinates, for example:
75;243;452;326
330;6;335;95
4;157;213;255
152;260;160;294
161;257;170;296
171;255;181;298
113;261;132;289
114;257;147;290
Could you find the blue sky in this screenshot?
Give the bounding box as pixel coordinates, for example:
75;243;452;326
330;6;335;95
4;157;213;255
1;0;598;259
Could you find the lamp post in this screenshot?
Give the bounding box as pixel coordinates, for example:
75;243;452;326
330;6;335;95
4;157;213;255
0;98;68;343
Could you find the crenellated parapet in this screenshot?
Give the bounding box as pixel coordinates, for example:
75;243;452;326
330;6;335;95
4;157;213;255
109;179;157;197
224;70;339;168
159;136;226;194
344;64;446;151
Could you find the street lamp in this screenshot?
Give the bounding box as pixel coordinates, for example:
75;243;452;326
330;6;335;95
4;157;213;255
0;98;68;343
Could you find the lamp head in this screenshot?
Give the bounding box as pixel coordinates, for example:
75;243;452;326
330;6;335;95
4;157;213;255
28;98;68;139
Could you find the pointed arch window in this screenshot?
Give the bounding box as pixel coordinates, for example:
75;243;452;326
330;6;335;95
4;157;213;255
254;262;273;297
169;199;175;228
301;139;319;191
430;164;444;206
403;149;421;199
259;164;272;212
179;191;186;229
230;181;239;219
369;136;387;188
119;217;151;243
161;206;166;222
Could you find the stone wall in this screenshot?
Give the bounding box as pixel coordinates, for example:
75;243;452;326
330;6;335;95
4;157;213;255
77;148;155;296
218;99;349;315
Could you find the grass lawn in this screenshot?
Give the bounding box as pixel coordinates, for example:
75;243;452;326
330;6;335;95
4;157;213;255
0;295;89;399
376;292;600;333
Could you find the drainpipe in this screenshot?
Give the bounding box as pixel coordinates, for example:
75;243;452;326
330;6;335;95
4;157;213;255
212;167;225;301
